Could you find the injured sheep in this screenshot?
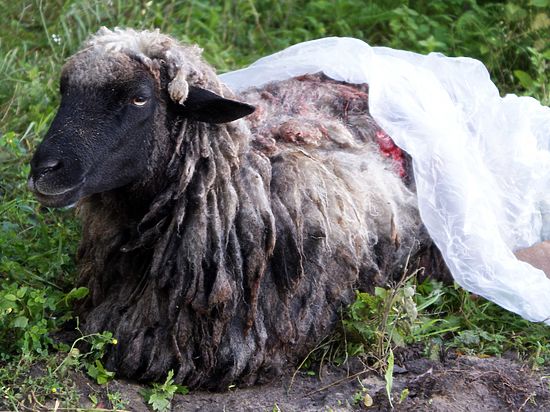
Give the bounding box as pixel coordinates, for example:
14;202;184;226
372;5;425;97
28;28;445;389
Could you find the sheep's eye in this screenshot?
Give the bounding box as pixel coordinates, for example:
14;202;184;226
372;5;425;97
132;96;148;106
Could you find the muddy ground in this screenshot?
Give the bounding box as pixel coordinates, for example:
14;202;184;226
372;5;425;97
69;349;550;412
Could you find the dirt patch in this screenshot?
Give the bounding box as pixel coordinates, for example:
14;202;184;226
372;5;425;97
374;355;549;411
70;352;550;411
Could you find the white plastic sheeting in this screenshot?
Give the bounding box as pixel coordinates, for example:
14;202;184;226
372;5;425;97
220;37;550;324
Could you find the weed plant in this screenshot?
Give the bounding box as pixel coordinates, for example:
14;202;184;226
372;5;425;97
0;0;549;410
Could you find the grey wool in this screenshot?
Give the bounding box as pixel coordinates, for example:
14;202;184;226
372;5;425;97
54;28;444;389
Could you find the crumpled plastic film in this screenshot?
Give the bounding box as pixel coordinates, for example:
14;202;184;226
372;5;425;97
220;37;550;324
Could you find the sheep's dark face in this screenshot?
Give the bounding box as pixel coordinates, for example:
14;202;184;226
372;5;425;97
28;55;159;207
29;52;254;208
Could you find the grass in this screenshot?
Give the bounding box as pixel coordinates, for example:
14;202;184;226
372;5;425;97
343;275;550;367
0;0;549;410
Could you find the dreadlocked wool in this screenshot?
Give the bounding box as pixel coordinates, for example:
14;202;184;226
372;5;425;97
67;28;441;389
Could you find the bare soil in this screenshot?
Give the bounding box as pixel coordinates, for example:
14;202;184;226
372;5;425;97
72;350;550;412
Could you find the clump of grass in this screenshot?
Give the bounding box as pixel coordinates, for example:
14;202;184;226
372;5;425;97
330;275;550;403
417;280;550;366
294;264;550;405
0;326;119;410
140;370;189;412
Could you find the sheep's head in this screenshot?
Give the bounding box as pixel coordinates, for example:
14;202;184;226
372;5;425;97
29;28;254;208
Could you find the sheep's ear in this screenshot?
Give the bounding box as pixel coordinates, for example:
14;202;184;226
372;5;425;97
181;86;255;124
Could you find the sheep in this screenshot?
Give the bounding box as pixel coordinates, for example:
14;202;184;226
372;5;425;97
28;28;444;389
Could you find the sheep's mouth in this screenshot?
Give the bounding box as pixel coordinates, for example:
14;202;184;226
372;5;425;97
28;176;84;208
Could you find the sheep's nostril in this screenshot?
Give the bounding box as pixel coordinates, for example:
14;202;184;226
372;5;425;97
35;159;63;177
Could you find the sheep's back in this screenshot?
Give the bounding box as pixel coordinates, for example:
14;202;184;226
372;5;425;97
239;73;408;174
239;74;424;282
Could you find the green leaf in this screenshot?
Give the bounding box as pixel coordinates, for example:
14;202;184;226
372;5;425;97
139;388;153;401
86;359;115;385
162;369;175;388
505;3;527;21
530;0;549;8
16;287;28;299
13;316;28;328
89;393;99;406
374;287;388;299
64;287;89;303
139;370;182;411
391;329;406;347
457;330;480;346
3;294;17;302
399;388;410;404
514;70;534;89
149;393;171;412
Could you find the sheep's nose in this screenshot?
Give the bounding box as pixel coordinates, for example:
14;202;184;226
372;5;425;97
32;158;63;177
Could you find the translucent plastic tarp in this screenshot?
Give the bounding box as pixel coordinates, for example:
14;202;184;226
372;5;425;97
220;37;550;324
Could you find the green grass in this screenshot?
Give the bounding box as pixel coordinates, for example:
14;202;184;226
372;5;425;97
344;277;550;367
0;0;549;410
